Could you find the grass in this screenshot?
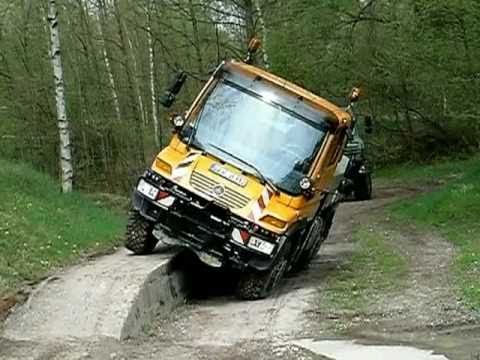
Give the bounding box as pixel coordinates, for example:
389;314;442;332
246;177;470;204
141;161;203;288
323;227;407;311
388;156;480;309
0;159;125;297
376;155;480;186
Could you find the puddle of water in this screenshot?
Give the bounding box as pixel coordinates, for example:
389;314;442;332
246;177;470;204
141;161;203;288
292;339;449;360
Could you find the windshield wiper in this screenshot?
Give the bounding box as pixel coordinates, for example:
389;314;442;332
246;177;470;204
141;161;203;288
207;143;279;193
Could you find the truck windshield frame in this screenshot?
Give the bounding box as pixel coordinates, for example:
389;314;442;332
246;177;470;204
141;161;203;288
183;74;332;195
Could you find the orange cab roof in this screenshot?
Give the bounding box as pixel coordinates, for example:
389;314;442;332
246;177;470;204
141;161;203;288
229;60;351;126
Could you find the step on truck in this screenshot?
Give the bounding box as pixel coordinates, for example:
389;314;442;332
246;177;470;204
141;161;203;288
126;39;363;300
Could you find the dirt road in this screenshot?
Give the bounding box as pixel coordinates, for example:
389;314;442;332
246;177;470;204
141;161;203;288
1;185;479;359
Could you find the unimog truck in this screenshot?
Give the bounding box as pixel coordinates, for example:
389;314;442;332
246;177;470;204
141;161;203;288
126;40;361;300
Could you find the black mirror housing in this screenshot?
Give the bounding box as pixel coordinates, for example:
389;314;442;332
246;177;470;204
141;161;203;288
160;72;187;108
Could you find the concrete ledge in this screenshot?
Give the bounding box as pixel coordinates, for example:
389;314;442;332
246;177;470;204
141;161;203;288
121;256;187;339
3;248;185;341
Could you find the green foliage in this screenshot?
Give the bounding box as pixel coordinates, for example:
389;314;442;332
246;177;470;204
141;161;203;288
390;157;480;309
267;0;480;165
1;0;480;190
0;159;125;296
323;227;407;311
0;0;229;193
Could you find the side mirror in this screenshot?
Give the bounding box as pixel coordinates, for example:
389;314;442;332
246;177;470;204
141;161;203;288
169;113;185;132
160;72;187;108
365;115;373;134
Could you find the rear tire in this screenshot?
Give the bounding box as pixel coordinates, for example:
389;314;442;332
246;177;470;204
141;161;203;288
125;209;158;255
354;173;372;201
236;243;290;300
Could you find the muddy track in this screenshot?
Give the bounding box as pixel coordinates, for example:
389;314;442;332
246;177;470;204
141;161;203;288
1;185;479;360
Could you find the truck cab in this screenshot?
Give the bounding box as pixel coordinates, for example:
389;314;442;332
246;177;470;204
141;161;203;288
126;57;355;300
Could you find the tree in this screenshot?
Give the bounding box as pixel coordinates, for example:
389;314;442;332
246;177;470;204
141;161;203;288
47;0;73;193
1;0;479;193
146;0;160;146
96;0;122;122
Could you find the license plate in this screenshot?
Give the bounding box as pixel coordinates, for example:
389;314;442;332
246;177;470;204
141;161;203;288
210;163;248;187
248;237;275;255
137;179;159;200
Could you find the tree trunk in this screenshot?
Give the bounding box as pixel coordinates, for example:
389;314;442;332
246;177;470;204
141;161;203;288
243;0;256;46
253;0;269;69
187;0;204;76
47;0;73;193
146;0;160;147
96;0;122;122
126;33;146;125
113;0;145;163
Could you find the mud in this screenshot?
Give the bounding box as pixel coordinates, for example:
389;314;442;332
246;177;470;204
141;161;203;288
1;184;479;359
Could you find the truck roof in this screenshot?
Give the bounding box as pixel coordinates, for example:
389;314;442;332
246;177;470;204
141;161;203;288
229;60;352;127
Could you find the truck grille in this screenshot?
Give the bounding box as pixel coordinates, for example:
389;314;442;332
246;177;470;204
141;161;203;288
190;171;250;209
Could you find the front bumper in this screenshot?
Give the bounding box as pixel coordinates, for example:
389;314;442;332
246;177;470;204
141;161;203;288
132;178;282;271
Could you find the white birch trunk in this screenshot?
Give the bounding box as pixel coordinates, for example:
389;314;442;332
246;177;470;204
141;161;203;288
253;0;269;69
47;0;73;193
96;11;121;122
126;34;146;125
146;2;160;147
103;44;122;121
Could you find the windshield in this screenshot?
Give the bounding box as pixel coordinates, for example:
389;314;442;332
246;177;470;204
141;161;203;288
185;77;330;195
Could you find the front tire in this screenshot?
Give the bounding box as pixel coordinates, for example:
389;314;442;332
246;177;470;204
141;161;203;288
125;209;158;254
293;207;336;270
236;243;290;300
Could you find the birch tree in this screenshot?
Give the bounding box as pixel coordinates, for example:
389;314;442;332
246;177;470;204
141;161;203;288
96;0;122;122
146;0;160;146
47;0;73;193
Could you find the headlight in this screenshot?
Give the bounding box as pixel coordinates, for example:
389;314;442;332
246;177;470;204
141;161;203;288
299;177;312;190
173;115;185;128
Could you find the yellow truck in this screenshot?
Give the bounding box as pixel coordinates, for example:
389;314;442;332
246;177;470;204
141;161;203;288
126;41;359;300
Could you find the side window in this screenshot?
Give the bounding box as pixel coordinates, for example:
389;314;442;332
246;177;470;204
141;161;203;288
328;129;347;165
